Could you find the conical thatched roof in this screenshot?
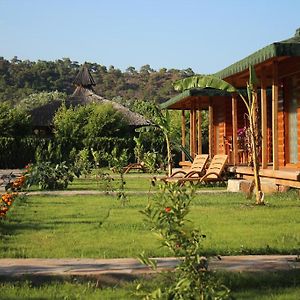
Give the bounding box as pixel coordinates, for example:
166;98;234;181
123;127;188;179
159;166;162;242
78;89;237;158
73;65;96;88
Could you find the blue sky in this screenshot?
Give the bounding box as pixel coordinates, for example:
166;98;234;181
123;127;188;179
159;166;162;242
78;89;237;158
0;0;299;74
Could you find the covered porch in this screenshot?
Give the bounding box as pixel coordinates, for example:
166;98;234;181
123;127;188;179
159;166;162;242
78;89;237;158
161;29;300;188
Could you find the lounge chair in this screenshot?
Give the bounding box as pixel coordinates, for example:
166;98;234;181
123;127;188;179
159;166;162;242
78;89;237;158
162;154;209;182
122;162;145;174
178;154;228;186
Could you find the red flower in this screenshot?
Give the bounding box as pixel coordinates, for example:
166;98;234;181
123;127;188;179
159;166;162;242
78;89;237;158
165;207;172;213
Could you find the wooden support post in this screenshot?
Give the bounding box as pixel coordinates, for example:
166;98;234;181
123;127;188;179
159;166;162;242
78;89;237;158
272;61;279;170
181;110;186;162
193;109;197;156
261;70;268;169
232;94;238;165
190;110;194;158
197;110;202;154
208;98;214;159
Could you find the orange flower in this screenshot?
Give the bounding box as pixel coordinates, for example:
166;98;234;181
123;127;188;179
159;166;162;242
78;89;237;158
165;207;172;213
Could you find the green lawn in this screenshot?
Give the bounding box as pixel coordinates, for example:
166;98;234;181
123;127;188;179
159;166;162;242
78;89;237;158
1;189;299;258
68;173;156;192
1;179;300;299
0;271;300;300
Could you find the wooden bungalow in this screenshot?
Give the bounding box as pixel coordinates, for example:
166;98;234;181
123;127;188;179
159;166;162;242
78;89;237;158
161;28;300;189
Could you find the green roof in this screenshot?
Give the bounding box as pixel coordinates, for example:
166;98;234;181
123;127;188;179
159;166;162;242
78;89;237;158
214;28;300;79
160;88;231;109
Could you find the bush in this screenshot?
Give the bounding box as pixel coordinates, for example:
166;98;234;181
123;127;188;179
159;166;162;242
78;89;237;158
0;102;32;137
25;161;74;190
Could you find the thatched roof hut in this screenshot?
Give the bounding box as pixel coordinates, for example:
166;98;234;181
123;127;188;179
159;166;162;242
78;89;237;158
30;65;150;131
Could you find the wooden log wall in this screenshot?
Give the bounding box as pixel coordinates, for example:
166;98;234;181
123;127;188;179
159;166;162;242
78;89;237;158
296;74;300;164
213;99;226;155
267;96;273;164
278;83;285;167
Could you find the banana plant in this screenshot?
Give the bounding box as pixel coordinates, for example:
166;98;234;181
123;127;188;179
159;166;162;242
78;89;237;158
173;67;264;205
136;105;173;176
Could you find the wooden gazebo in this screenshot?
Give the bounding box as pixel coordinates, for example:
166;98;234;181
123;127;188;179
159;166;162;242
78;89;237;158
162;29;300;188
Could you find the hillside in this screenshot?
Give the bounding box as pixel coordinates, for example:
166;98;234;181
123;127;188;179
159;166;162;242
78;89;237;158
0;56;197;105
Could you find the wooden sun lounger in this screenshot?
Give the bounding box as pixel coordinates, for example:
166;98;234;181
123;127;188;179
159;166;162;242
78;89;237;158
178;154;228;186
162;154;209;182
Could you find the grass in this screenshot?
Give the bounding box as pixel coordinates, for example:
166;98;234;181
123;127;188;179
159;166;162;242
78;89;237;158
1;189;299;258
68;174;155;192
1;176;300;299
0;271;300;299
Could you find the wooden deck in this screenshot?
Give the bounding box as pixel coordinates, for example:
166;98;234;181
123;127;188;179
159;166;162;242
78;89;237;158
235;166;300;188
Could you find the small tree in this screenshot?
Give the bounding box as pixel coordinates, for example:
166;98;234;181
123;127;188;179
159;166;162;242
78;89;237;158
137;105;173;176
174;66;264;205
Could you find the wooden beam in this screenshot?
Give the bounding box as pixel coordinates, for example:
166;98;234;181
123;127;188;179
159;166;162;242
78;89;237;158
189;110;193;158
193;109;197;156
208;98;214;159
261;70;268;169
197;110;202;154
236;166;300;180
231;94;238;165
181;110;186;162
272;61;279;170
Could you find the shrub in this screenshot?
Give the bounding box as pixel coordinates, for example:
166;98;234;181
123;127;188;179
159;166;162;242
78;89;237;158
138;182;230;299
25;161;73;190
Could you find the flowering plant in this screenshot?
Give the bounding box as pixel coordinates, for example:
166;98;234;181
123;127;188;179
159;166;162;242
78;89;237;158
0;174;26;219
137;182;230;299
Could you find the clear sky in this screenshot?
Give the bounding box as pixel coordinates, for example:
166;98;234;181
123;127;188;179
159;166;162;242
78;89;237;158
0;0;299;74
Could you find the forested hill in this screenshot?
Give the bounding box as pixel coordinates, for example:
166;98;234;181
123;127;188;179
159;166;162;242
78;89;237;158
0;56;197;105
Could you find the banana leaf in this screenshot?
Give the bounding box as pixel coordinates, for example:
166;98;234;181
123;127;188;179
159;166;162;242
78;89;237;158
173;75;237;93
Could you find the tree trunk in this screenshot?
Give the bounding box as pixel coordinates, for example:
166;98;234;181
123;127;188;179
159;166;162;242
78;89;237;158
249;92;264;205
165;133;172;177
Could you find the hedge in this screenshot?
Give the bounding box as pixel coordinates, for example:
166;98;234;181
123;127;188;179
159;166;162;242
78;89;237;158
0;136;134;169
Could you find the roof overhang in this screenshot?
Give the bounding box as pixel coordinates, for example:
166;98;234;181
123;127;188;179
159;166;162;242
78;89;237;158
214;29;300;86
160;88;231;110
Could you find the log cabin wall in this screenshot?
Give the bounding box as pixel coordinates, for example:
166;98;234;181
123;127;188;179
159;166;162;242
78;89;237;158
267;95;273;164
278;83;285;167
296;75;300;164
213;98;226;155
225;98;233;162
283;73;300;166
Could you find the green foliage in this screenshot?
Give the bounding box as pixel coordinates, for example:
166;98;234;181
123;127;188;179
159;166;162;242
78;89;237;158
74;148;93;177
17;91;67;111
84;103;128;139
0;57;191;105
133;135;144;163
0;102;31;137
53;104;89;151
25;161;74;190
35;139;62;163
139;182;230;299
173;75;237;93
107;148;129;205
142;151;161;173
53;103;131;160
